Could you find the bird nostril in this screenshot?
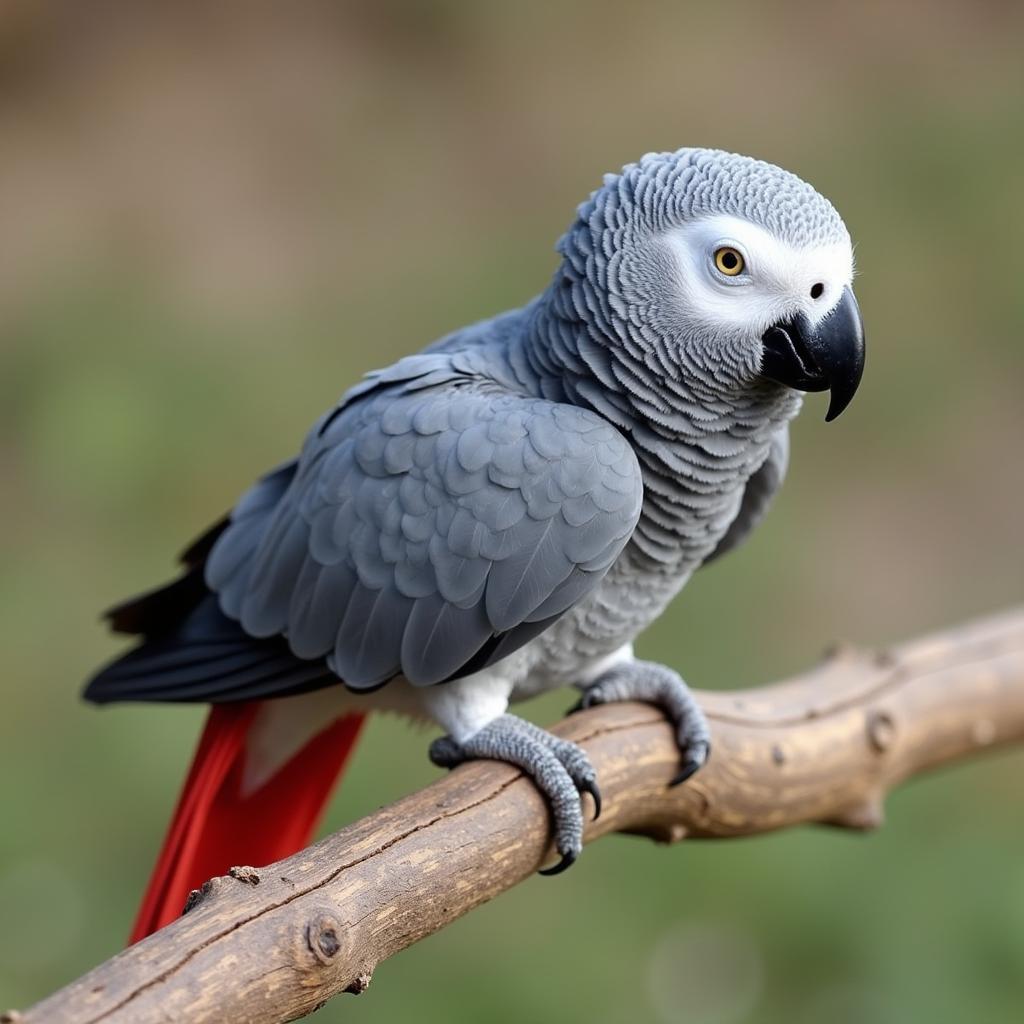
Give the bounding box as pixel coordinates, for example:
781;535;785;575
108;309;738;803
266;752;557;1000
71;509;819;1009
810;282;825;300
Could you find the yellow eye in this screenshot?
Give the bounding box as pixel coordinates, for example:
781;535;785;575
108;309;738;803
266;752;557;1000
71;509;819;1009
714;246;745;276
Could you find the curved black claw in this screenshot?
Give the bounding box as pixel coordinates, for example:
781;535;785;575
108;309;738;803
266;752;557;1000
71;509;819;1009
538;850;578;876
669;740;711;787
576;661;712;788
428;714;597;877
566;687;606;716
670;762;701;787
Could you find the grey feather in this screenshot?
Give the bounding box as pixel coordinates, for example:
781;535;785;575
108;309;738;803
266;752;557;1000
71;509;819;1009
398;594;494;686
701;427;789;566
207;354;644;689
90;147;849;708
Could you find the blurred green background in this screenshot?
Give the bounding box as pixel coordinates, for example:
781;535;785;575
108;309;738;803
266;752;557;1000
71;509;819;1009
2;2;1023;1021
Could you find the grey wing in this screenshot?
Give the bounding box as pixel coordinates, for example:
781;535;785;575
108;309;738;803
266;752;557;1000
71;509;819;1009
701;427;789;567
206;369;643;690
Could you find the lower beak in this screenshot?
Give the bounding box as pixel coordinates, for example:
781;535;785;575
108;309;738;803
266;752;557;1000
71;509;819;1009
759;286;866;421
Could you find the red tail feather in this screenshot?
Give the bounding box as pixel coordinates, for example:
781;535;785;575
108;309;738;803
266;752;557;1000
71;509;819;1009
130;703;365;943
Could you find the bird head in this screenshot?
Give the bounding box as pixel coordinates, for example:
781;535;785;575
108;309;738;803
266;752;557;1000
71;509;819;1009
555;148;865;421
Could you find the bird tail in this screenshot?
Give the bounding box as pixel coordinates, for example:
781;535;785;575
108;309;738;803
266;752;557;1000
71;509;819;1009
129;702;365;944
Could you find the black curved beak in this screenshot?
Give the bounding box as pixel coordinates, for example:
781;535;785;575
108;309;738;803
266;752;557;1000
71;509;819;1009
760;286;865;421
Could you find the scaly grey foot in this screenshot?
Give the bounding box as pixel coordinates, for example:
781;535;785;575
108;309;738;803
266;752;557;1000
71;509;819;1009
429;713;601;875
571;660;711;785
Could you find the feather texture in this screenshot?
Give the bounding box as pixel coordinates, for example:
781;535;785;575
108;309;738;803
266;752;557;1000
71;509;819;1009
88;148;850;707
205;354;644;690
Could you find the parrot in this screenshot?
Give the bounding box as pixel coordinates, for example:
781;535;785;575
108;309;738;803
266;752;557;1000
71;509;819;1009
84;147;865;943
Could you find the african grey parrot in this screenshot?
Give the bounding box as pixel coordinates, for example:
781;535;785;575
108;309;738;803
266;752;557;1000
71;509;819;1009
85;148;865;940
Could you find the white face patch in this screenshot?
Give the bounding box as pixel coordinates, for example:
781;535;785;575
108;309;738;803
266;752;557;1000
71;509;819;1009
663;214;855;341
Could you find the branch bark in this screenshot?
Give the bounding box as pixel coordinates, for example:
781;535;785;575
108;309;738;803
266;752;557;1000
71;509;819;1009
10;607;1024;1024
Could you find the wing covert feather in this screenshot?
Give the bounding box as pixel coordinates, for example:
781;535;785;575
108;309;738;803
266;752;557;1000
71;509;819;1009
206;362;643;690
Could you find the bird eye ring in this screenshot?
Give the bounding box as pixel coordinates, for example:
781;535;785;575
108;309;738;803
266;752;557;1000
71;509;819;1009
713;246;745;276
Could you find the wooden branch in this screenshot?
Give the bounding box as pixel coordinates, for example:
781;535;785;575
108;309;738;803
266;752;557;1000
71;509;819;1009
10;607;1024;1024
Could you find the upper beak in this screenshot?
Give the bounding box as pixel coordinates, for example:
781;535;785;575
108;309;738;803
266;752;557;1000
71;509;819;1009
759;286;865;421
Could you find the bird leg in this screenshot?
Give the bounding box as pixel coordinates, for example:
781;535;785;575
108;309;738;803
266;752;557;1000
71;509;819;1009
429;713;601;874
572;660;711;785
